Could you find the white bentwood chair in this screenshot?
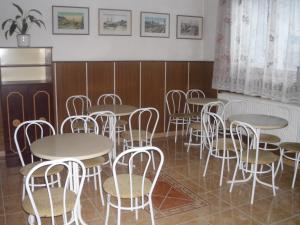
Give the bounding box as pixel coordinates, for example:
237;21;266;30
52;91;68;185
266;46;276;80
229;121;279;204
103;146;164;225
14;120;62;200
202;112;238;186
60;115;106;206
165;90;192;143
97;93;127;143
185;89;206;122
22;158;86;225
66;95;91;117
186;101;225;158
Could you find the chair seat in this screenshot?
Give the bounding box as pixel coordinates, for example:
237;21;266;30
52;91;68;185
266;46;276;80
280;142;300;153
73;120;95;130
171;113;193;119
82;156;106;168
213;138;237;151
103;174;152;198
121;130;151;142
116;119;127;127
20;162;64;177
242;151;279;165
22;187;76;217
259;134;280;143
189;122;202;130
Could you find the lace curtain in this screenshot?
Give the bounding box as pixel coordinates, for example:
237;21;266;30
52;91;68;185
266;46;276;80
212;0;300;104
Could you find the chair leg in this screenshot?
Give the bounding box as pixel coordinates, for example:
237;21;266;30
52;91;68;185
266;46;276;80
250;166;257;204
117;207;121;225
28;215;36;225
22;177;26;200
166;119;171;137
229;160;239;192
203;150;211;177
135;197;139;220
175;120;178;143
149;198;156;225
292;153;300;189
271;163;276;196
187;128;192;152
220;157;225;186
57;173;62;187
93;167;97;190
104;195;111;225
97;166;105;206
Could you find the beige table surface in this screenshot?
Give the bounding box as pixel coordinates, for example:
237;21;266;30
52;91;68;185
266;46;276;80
31;133;113;160
228;114;288;130
186;97;227;106
88;104;137;116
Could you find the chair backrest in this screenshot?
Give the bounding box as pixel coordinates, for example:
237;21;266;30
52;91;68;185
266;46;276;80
14;120;56;166
185;89;206;113
230;120;260;171
202;112;226;154
165;90;187;115
223;100;246;120
89;111;117;139
24;158;86;225
112;146;164;209
201;101;225;119
128;107;159;147
97;94;122;105
60;115;99;134
65;95;91;117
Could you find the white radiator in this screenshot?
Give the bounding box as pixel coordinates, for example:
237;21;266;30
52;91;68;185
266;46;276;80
219;92;300;142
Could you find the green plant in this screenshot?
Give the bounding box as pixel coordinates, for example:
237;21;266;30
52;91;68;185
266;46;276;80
1;3;45;39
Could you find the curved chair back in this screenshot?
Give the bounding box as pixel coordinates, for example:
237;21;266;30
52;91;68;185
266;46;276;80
97;93;122;105
66;95;91;117
165;90;187;115
14;120;55;166
127;107;159;148
230;120;260;171
202;111;227;154
89;111;116;139
105;146;164;225
185;89;206;114
60;115;99;134
23;158;86;225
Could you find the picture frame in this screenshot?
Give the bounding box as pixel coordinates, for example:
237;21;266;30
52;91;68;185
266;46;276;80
176;15;203;40
140;12;170;38
99;9;132;36
52;6;89;35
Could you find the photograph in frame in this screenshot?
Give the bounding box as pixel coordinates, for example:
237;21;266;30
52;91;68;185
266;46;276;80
52;6;89;35
99;9;132;36
140;12;170;38
176;15;203;39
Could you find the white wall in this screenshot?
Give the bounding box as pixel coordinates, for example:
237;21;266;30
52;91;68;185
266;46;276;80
0;0;218;61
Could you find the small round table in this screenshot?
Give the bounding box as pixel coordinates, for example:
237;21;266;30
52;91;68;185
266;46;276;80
186;97;227;106
31;133;113;225
88;104;137;116
227;114;288;131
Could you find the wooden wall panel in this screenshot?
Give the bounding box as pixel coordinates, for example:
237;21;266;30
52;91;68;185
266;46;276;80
115;62;140;107
189;61;217;97
166;62;188;92
55;62;86;126
87;62;114;105
141;61;165;132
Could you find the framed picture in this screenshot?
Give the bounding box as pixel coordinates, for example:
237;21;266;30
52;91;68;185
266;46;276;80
52;6;89;35
98;9;132;36
176;15;203;40
140;12;170;38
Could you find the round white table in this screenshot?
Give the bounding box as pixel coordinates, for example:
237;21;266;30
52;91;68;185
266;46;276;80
31;133;113;225
186;97;227;106
228;114;288;130
88;104;137;116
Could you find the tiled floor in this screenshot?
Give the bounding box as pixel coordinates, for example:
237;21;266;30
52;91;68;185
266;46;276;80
0;136;300;225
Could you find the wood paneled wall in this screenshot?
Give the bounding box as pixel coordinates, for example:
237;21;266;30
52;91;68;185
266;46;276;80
54;61;216;133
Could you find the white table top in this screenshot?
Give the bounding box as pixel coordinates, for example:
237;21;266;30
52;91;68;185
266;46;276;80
89;104;137;116
186;98;226;105
31;133;113;160
228;114;288;130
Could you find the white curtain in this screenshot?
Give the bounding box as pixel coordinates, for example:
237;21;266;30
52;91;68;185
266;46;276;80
212;0;300;104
